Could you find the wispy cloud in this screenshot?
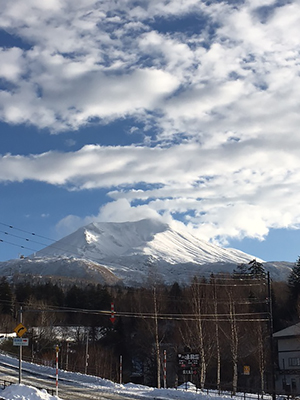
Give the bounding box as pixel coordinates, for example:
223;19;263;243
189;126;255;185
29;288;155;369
1;139;300;243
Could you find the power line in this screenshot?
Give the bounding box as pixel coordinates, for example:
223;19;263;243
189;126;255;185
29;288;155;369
0;229;49;248
0;238;37;253
0;222;56;243
22;305;270;322
0;221;85;256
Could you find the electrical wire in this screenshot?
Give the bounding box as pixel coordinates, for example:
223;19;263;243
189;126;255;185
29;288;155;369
0;222;56;242
0;224;83;256
0;229;49;248
0;238;37;253
22;305;270;322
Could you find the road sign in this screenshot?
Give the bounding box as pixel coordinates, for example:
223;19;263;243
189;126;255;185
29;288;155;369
13;338;29;346
110;302;116;324
243;365;250;375
14;323;27;337
178;353;200;368
182;369;197;375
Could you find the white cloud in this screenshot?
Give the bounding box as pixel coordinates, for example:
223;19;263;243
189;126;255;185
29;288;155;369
1;0;300;247
0;0;299;139
0;47;25;82
2;138;300;244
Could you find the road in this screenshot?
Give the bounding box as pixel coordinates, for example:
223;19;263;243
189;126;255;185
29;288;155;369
0;359;134;400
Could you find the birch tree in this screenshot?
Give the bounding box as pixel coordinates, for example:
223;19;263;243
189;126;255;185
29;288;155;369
153;286;161;389
191;278;207;389
257;322;266;394
213;280;221;391
228;289;239;394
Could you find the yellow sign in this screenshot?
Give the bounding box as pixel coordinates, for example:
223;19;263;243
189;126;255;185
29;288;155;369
14;323;27;338
243;365;250;375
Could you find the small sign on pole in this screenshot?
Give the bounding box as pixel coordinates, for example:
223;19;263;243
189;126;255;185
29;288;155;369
178;353;199;380
17;307;24;384
110;302;116;324
243;365;250;375
13;338;29;346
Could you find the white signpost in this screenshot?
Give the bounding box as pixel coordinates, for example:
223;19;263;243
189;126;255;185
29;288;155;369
14;307;26;384
56;345;59;396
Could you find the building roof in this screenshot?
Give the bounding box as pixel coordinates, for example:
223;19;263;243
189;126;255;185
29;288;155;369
273;323;300;338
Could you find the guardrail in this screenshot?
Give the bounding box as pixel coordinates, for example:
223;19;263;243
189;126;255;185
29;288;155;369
181;386;299;400
176;382;275;400
197;387;271;400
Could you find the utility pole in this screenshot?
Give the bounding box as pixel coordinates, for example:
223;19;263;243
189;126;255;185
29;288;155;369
66;342;69;371
267;272;276;400
55;345;59;396
120;355;123;384
85;330;89;375
18;306;22;384
163;350;167;388
153;287;161;389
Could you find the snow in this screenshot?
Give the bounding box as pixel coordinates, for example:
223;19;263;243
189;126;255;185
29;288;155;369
1;384;60;400
0;219;294;285
34;219;258;265
0;380;260;400
0;381;220;400
0;379;273;400
0;354;272;400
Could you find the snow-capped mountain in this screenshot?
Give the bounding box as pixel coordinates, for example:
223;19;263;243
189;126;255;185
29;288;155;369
0;219;294;285
34;219;258;265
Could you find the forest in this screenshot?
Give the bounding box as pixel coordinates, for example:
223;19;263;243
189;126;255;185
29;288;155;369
0;258;299;394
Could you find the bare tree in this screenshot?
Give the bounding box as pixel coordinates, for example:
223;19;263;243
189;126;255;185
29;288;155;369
191;278;207;389
213;280;221;391
228;289;239;394
153;286;161;389
257;322;266;394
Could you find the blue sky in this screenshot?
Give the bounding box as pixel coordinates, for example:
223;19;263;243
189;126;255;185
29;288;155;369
1;0;300;263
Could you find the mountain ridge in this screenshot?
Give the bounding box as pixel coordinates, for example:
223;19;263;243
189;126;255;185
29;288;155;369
34;219;261;265
0;219;294;285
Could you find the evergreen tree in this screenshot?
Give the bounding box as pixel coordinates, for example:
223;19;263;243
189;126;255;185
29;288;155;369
288;256;300;301
34;282;64;306
0;277;13;315
15;282;32;303
248;259;265;278
65;285;87;309
233;263;248;276
168;282;182;313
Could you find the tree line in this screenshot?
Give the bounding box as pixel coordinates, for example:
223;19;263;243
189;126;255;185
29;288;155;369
0;258;299;393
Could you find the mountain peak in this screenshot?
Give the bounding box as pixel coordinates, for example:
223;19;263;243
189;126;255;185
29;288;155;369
0;219;293;285
35;218;254;265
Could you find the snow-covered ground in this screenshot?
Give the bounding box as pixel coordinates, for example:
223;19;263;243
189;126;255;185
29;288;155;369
0;353;272;400
0;381;271;400
2;384;60;399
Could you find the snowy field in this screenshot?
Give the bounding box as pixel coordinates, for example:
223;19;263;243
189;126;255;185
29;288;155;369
1;382;271;400
0;353;273;400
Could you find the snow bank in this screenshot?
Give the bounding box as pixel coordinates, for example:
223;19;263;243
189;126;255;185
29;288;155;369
1;384;61;400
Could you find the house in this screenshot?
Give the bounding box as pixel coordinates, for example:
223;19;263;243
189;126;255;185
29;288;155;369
273;323;300;395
